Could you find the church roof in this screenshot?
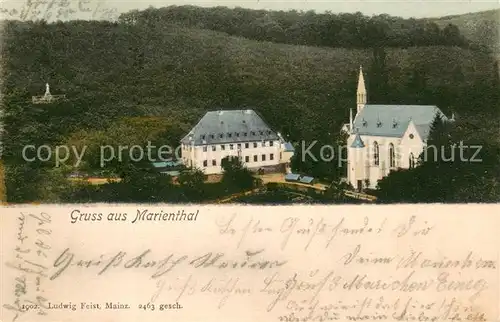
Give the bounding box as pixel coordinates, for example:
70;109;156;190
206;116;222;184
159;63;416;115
351;133;365;148
353;104;446;138
181;109;279;145
414;124;432;141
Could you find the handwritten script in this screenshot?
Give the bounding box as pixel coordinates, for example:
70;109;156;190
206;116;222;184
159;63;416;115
3;212;52;322
1;207;499;322
0;0;119;21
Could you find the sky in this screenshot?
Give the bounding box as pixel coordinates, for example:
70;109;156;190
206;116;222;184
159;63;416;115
1;0;499;21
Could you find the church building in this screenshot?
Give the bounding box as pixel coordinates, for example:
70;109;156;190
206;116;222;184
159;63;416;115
343;66;450;191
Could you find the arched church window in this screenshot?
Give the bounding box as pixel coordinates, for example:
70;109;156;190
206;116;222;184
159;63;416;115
389;143;395;168
373;142;379;166
409;153;416;169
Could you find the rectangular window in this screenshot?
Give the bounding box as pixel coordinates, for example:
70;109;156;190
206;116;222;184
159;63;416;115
237;143;241;149
245;143;249;149
230;144;234;150
212;145;216;152
243;132;248;137
270;154;274;160
236;133;240;137
212;159;216;166
221;145;225;150
203;146;207;152
262;141;266;147
253;142;258;148
245;156;250;163
262;154;266;161
253;155;257;162
270;141;274;147
203;160;207;167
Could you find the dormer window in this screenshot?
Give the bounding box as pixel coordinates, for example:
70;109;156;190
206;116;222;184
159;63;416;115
210;134;215;139
243;132;248;137
251;131;255;136
219;133;223;138
259;131;264;135
201;135;206;140
362;119;367;127
392;120;398;128
267;130;271;135
376;120;382;128
228;133;232;138
236;133;240;137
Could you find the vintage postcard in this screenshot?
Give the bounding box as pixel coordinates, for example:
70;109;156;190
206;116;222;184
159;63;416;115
0;0;499;204
1;0;500;321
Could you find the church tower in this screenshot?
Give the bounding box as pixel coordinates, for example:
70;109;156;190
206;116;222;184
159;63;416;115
357;66;367;114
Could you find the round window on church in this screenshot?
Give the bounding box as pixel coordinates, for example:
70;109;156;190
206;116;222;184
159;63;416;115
409;134;414;139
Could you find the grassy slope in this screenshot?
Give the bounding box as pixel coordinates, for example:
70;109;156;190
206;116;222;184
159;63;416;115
426;9;499;56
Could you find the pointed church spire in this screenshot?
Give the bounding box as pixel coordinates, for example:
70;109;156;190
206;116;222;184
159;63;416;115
356;65;367;114
357;66;366;94
350;130;365;148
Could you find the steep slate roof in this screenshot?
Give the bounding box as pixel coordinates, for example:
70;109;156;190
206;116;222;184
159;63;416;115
414;124;432;141
352;104;447;138
181;109;279;145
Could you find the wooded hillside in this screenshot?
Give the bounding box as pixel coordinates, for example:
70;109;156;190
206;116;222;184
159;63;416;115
1;7;499;202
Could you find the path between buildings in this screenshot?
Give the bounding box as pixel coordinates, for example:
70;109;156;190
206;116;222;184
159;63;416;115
257;173;328;191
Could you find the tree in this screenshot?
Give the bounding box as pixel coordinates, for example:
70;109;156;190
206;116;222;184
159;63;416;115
178;168;206;200
376;115;500;203
369;46;389;103
120;166;175;202
221;156;255;190
421;113;451;164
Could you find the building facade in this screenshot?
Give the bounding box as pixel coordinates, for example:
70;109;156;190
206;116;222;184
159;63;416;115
181;109;292;175
343;67;450;191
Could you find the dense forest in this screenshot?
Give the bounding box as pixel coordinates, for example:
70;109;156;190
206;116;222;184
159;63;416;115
1;6;499;203
118;6;473;49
